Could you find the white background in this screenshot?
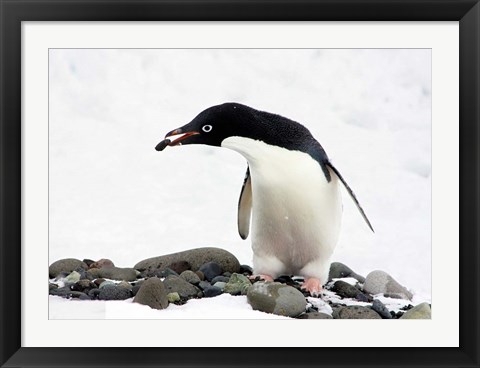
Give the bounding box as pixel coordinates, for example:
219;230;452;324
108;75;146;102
23;22;459;347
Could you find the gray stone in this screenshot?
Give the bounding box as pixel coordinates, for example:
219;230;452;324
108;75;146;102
203;286;223;298
163;275;200;299
99;280;116;288
49;286;88;299
180;270;201;285
198;262;223;281
363;270;413;300
372;299;392;319
211;275;230;284
297;312;333;319
213;281;227;290
49;258;88;278
328;262;366;283
98;285;133;300
198;281;211;290
95;267;139;282
400;302;431;319
247;282;306;317
117;281;133;289
332;280;364;299
134;247;240;274
133;277;169;310
332;306;381;319
224;273;252;296
65;271;81;284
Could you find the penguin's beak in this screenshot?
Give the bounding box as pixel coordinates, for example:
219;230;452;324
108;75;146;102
155;128;200;151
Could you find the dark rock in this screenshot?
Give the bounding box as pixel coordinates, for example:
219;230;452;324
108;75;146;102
133;277;169;310
49;258;88;278
88;289;101;299
195;271;205;281
93;278;106;287
180;270;201;285
223;272;232;277
49;283;59;290
132;285;141;297
363;270;413;300
89;258;115;269
167;261;191;274
333;280;371;301
247;282;306;317
203;286;223;298
78;293;92;300
332;306;381;319
199;262;224;282
372;299;392;319
98;285;133;300
163;275;200;299
82;259;95;267
239;264;253;275
328;262;366;283
117;281;133;289
49;286;88;299
134;247;240;274
211;275;230;284
297;312;333;319
198;281;211;290
355;293;372;302
71;279;97;293
224;273;252;295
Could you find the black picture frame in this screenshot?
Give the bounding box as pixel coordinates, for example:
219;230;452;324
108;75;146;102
1;1;479;367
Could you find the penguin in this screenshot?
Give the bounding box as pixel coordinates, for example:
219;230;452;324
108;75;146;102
156;102;373;295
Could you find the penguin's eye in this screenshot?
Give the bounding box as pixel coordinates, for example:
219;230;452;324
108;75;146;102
202;125;213;133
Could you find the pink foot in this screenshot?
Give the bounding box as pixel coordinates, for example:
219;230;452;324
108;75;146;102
301;277;323;296
248;274;274;282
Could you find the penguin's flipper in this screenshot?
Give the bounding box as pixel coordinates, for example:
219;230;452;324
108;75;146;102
326;162;375;233
238;166;252;240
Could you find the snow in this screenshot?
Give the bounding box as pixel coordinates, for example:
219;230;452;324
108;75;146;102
48;49;431;319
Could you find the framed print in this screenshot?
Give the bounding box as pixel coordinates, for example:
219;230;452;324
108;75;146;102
1;1;479;367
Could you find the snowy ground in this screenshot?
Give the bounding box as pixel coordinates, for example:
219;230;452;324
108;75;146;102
49;49;431;318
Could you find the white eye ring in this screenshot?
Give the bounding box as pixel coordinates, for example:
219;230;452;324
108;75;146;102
202;125;213;133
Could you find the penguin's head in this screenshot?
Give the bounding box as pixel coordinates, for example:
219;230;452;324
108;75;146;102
156;103;258;151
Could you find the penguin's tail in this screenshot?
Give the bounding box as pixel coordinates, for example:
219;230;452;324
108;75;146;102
326;161;375;233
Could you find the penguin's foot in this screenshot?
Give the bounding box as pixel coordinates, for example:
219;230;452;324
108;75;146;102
301;277;323;297
249;274;274;282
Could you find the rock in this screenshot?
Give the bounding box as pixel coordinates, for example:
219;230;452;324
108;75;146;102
117;281;133;289
82;259;95;267
168;261;191;274
132;284;141;297
223;272;232;277
49;283;58;290
211;275;230;284
167;292;181;303
88;268;102;279
332;306;381;319
372;299;392;319
134;247;240;274
93;278;106;287
195;271;205;281
332;280;364;299
328;262;366;283
297;312;333;319
180;270;201;285
95;267;139;282
224;273;252;296
363;270;413;300
198;262;223;281
49;258;88;278
213;282;227;290
163;275;200;299
203;286;223;298
88;289;101;299
98;284;133;300
89;258;115;269
239;264;253;275
133;277;169;310
247;282;306;317
198;281;211;290
71;279;97;293
65;271;81;284
99;280;116;288
49;286;88;299
400;303;431;319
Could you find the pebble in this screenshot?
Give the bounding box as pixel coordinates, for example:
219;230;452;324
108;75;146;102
363;270;413;300
213;281;227;290
195;271;205;281
93;278;106;287
247;282;306;317
332;306;381;319
163;275;200;299
328;262;366;283
180;270;201;285
49;287;88;299
133;247;240;274
223;273;252;296
400;302;431;319
239;264;253;275
71;279;97;293
49;258;88;278
198;281;211;290
133;277;169;310
167;292;181;303
297;312;333;319
203;286;223;298
199;262;224;282
117;281;133;289
65;271;81;284
99;280;116;288
211;275;230;284
371;299;392;319
98;285;133;301
332;280;364;299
